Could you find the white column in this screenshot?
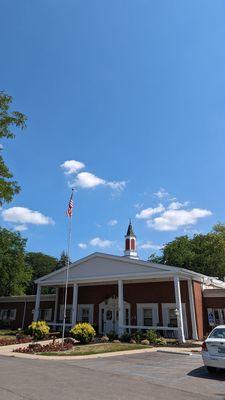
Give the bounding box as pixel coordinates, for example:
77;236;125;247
53;287;59;329
71;283;78;327
174;276;186;343
187;279;198;340
118;280;124;336
33;284;41;322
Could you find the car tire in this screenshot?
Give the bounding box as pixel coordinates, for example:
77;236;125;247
206;366;217;373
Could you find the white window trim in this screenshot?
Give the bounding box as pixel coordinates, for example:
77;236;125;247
162;303;188;339
137;303;159;327
0;309;16;321
77;304;94;324
207;308;225;326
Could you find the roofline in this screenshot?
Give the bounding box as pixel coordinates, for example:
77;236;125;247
0;294;56;303
34;251;225;288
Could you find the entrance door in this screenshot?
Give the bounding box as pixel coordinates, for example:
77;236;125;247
103;306;118;334
99;297;130;335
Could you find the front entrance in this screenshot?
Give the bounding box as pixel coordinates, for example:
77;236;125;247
99;297;130;335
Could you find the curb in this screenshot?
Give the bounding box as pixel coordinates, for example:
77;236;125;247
157;349;193;356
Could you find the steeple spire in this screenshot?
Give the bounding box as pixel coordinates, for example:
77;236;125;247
124;220;139;259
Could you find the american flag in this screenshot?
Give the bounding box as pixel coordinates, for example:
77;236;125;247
66;191;74;217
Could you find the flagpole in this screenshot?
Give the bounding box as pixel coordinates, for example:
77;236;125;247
62;189;74;347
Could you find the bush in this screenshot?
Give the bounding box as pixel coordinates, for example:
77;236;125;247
145;330;157;344
28;321;50;340
120;332;131;343
154;337;167;346
107;331;118;341
131;330;142;343
70;323;96;344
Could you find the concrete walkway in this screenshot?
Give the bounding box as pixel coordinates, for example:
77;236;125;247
0;339;202;361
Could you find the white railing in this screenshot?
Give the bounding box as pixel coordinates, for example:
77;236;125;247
121;325;178;331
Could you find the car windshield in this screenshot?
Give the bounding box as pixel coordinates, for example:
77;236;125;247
209;328;225;339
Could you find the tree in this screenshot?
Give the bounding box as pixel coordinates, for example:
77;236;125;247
0;228;31;296
0;91;27;206
25;252;58;294
149;223;225;280
53;250;71;271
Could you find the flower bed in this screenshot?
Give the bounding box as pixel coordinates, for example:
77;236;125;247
13;341;73;354
0;337;32;347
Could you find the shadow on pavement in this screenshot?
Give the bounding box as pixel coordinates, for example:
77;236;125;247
188;366;225;381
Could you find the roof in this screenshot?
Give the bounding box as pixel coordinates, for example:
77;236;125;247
126;221;135;237
34;252;225;288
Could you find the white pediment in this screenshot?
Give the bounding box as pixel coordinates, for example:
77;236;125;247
36;252;176;285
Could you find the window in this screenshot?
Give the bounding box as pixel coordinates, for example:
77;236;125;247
143;308;153;326
208;308;225;326
77;305;93;324
0;309;16;321
125;238;130;251
137;304;159;327
59;305;72;324
168;308;177;327
131;238;135;250
39;309;52;322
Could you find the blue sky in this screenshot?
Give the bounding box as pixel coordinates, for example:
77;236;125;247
1;0;225;261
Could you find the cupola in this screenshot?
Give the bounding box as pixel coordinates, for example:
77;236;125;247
124;220;139;259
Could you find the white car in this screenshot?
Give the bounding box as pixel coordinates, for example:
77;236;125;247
202;325;225;372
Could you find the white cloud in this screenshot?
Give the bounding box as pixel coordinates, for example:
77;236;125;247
154;188;170;199
139;241;162;250
136;204;165;219
0;144;3;150
90;237;113;248
78;243;87;249
167;201;189;210
61;160;85;175
148;208;212;231
134;203;144;209
108;219;118;226
74;172;105;188
72;172;126;192
14;224;28;232
2;207;54;226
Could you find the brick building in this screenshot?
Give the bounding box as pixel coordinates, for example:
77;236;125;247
1;222;225;342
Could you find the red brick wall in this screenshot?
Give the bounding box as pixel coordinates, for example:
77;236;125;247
0;300;55;330
58;281;192;337
192;281;204;339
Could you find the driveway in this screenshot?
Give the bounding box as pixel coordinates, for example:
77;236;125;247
0;351;224;400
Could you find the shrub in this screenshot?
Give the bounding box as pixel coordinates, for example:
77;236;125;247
154;337;167;346
120;332;131;343
28;321;50;340
70;323;96;344
107;331;118;341
100;335;109;343
145;330;158;344
131;330;142;343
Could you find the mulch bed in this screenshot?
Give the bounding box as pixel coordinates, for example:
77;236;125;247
0;337;32;347
13;341;73;354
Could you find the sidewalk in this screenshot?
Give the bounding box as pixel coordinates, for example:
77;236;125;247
0;340;202;361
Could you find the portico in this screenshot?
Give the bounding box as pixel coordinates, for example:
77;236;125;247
33;251;205;342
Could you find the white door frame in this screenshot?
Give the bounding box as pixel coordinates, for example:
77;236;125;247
99;297;130;335
162;303;188;339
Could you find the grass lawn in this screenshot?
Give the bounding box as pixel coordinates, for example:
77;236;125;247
0;329;17;339
39;343;148;356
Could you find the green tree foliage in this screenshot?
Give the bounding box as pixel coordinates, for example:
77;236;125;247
149;223;225;279
53;250;70;271
0;91;27;206
25;252;58;294
0;228;31;296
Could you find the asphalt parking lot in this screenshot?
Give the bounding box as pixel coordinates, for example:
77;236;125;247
0;351;225;400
